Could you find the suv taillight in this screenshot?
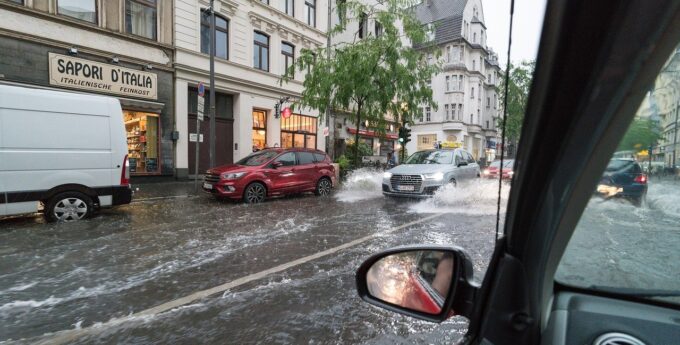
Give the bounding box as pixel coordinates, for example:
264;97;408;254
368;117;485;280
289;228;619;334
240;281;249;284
634;174;647;184
121;154;130;186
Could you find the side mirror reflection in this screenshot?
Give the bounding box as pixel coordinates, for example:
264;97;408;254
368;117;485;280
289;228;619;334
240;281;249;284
356;246;475;323
366;250;455;315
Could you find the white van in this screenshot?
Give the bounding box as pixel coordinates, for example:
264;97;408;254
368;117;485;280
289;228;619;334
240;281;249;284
0;85;132;221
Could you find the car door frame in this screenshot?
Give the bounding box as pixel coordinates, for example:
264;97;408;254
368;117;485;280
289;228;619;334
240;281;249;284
267;151;299;194
295;150;319;190
463;2;680;345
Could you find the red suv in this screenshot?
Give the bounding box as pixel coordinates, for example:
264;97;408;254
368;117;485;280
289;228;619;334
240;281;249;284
203;148;336;203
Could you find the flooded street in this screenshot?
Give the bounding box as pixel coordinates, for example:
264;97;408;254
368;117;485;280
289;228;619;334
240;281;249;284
1;172;678;344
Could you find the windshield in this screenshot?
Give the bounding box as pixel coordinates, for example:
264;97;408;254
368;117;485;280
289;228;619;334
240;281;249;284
489;160;514;168
556;42;680;305
235;150;279;166
404;150;454;164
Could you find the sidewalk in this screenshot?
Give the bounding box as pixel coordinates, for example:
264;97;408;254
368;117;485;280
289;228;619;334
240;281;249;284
131;180;204;200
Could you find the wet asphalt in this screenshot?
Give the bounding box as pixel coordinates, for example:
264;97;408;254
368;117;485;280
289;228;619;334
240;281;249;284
1;172;678;344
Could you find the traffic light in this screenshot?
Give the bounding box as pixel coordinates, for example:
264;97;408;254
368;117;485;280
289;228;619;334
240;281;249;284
398;127;405;143
404;127;411;144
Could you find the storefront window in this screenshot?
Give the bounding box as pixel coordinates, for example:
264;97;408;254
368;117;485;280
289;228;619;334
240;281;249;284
126;0;157;40
124;111;160;174
58;0;97;23
281;114;317;149
252;110;267;150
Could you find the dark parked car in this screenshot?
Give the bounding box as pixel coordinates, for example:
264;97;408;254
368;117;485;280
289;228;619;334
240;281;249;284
596;159;648;206
203;148;336;203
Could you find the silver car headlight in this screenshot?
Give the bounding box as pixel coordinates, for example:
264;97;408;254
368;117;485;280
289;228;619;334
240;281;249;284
383;172;393;179
423;172;444;181
221;172;247;180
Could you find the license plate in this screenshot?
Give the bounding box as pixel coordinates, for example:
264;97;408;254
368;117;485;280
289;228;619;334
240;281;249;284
203;183;213;190
397;185;415;191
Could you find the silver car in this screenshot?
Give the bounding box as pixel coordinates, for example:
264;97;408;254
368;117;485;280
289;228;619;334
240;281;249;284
382;149;480;197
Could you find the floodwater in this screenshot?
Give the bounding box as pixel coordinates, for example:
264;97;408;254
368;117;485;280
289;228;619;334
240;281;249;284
1;173;678;344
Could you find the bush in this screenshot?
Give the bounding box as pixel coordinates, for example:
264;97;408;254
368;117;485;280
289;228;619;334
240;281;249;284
345;142;373;163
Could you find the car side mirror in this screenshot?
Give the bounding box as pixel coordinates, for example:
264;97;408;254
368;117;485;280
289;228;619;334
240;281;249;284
356;246;476;323
271;161;283;169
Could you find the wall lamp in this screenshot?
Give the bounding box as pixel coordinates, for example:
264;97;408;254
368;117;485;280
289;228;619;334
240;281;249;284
67;47;78;56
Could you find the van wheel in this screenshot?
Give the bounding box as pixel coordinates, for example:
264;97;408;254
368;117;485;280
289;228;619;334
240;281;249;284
243;182;267;204
45;192;94;222
315;177;332;196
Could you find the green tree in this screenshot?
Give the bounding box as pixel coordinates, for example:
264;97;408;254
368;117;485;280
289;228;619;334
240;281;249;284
281;0;439;166
498;60;534;155
617;118;662;151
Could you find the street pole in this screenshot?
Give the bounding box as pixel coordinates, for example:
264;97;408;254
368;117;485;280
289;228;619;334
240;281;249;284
325;0;332;158
673;103;678;168
209;0;216;168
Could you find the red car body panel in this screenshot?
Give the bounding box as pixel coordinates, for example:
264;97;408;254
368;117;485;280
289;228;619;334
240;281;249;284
203;148;336;201
483;167;513;180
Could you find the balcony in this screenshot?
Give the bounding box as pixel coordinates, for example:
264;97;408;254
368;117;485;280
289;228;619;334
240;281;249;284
442;121;465;131
484;128;497;137
442;61;467;71
467;124;483;133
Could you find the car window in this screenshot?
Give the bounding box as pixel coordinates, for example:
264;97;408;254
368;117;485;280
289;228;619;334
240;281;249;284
555;42;680;305
236;150;279;166
454;150;464;165
298;152;316;165
405;150;454;164
274;152;297;166
313;153;326;163
465;151;475;164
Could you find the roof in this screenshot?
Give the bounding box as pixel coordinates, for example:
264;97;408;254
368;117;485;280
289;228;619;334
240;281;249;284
412;0;469;46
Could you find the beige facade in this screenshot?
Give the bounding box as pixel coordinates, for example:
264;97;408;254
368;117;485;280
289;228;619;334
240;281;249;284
173;0;329;177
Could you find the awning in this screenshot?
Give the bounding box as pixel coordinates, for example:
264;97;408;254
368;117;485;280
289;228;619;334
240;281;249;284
347;128;398;139
118;97;165;113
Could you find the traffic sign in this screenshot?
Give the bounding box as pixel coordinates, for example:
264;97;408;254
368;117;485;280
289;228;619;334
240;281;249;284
198;82;205;97
197;94;205;121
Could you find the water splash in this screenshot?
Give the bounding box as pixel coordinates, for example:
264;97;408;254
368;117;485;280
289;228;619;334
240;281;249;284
410;179;510;215
335;168;384;202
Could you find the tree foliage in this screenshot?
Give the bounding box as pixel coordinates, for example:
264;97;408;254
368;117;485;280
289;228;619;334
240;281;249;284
618;118;662;151
498;60;534;144
281;0;439;165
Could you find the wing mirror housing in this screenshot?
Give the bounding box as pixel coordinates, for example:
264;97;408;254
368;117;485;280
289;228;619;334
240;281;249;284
356;245;477;322
271;161;283;169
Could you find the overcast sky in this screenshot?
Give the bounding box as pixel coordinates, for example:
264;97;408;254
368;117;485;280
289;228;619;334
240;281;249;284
482;0;547;66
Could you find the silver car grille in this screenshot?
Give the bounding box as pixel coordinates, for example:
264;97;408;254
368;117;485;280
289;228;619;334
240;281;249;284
390;174;423;192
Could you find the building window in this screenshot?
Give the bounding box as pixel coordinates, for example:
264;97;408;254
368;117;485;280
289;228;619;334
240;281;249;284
458;104;463;121
201;10;229;59
358;12;367;38
254;31;269;71
494;94;497;109
446;46;452;62
285;0;294;16
446;76;450;91
375;21;383;36
477;109;480;124
471;87;474;98
282;42;295;77
487;97;490;108
261;0;269;4
479;83;482;99
470;114;473;124
252;110;267;150
58;0;97;23
305;0;316;27
125;0;157;40
426;107;431;122
281;114;318;149
486;120;490;129
473;59;476;70
6;0;24;3
473;32;477;43
445;104;449;120
459;75;463;90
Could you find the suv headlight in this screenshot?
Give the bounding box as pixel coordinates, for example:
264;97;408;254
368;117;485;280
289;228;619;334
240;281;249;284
221;172;247;180
423;172;444;181
383;172;393;179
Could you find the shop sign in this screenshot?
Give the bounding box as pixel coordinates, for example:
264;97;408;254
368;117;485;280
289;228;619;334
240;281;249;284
48;53;158;100
189;133;204;142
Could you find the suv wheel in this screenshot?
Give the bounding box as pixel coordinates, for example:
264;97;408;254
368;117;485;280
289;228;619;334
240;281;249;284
45;192;94;222
243;182;266;204
315;177;332;196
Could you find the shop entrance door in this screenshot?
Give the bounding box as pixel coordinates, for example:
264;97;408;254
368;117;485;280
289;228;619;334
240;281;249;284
188;115;233;175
